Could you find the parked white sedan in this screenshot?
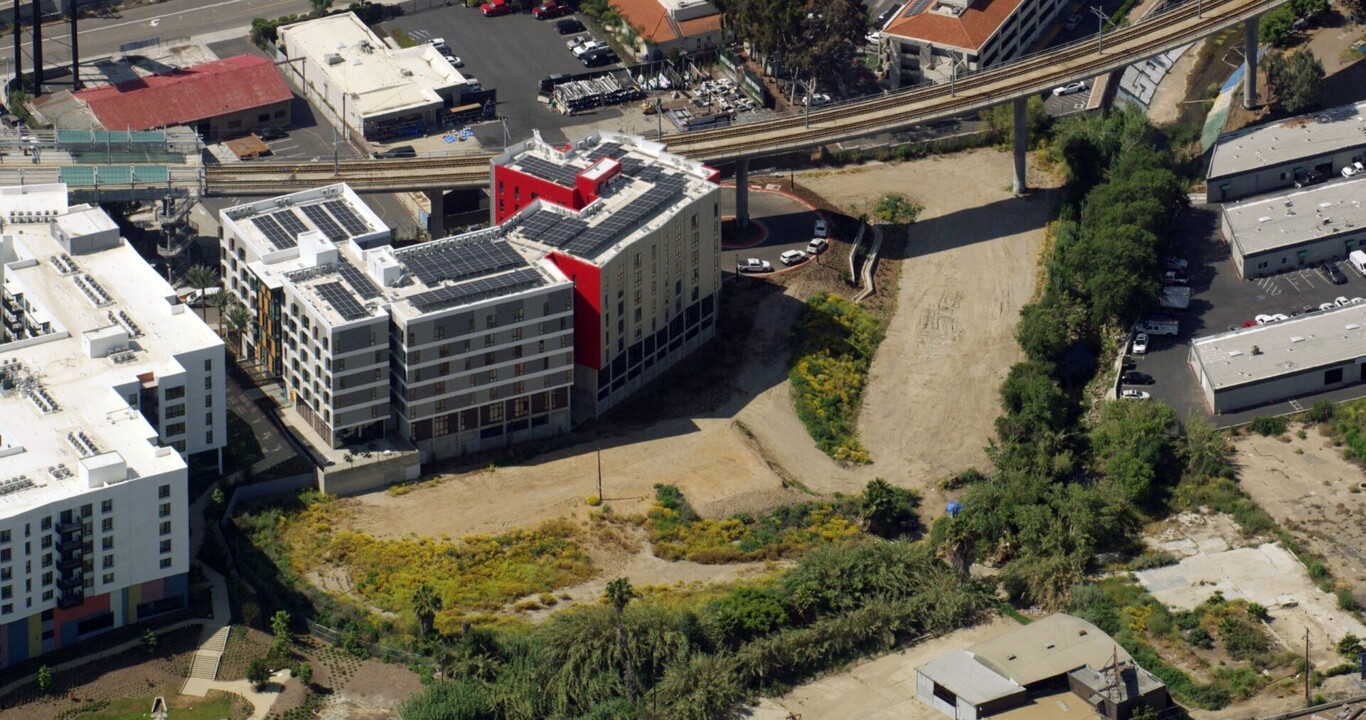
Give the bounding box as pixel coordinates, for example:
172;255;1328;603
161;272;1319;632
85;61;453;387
1120;389;1152;400
1053;81;1088;96
1131;333;1149;355
780;249;808;266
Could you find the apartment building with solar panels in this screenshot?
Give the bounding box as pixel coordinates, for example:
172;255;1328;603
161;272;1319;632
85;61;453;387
218;184;391;374
492;130;722;418
0;184;223;667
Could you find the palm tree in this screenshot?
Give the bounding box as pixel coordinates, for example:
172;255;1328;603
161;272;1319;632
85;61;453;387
224;300;252;357
939;517;975;582
412;584;442;641
604;577;640;702
207;290;233;338
185;264;219;321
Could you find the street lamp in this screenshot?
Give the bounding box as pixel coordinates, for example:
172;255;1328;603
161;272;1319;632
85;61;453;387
948;49;968;96
1091;6;1118;54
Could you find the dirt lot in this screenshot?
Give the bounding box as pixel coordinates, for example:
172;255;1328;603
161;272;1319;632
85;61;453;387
1235;430;1366;598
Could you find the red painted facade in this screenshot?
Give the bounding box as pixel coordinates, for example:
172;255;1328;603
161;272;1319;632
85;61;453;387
546;252;603;370
492;165;578;223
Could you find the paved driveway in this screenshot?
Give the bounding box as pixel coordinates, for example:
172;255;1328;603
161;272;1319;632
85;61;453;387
719;186;826;273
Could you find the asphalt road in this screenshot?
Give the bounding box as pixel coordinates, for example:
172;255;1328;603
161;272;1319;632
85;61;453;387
719;185;823;272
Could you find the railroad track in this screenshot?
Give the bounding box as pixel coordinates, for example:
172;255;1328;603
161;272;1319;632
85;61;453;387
201;0;1282;194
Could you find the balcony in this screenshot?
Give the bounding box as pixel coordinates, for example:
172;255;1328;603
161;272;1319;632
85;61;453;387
57;590;84;610
56;519;83;535
57;537;82;554
57;572;83;591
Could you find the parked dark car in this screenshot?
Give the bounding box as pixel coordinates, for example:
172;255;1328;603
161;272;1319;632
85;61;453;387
581;49;618;67
1121;356;1136;371
373;145;417;159
1121;371;1155;385
555;17;585;33
256;126;288;141
533;0;572;18
1320;261;1349;285
1294;170;1325;188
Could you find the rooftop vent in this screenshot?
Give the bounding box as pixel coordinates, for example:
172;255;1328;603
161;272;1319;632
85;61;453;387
325;53;344;65
1251;345;1262;355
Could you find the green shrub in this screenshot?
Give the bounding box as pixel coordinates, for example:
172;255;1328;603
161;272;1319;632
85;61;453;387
708;587;790;647
1304;399;1335;423
1337;633;1363;658
1248;415;1288;437
1218;615;1270;661
1187;627;1213;649
1336;588;1361;611
788;292;885;463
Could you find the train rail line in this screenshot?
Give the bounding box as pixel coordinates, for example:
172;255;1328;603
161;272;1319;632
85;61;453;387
199;0;1281;195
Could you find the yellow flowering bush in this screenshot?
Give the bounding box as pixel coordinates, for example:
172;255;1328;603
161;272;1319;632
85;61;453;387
788;292;884;464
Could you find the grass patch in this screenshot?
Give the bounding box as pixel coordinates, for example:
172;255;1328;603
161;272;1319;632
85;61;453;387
70;692;246;720
645;485;863;563
1321;397;1366;462
235;492;596;632
788;292;885;463
388;28;418;48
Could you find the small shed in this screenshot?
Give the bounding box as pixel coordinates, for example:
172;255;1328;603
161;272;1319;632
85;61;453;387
225;134;271;159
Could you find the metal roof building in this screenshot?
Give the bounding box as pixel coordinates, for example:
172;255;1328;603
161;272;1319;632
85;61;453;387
1219;178;1366;278
916;614;1168;720
1207;100;1366;202
1189;303;1366;414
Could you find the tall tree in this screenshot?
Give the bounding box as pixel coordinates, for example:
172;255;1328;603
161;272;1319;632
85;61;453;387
1263;49;1324;114
412;583;443;641
310;0;334;17
224;300;252;356
271;609;294;652
207;289;233;338
604;578;640;702
185;264;219;321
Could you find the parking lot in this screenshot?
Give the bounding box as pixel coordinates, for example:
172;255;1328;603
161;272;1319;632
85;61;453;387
381;7;628;145
1119;207;1366;425
719;186;826;274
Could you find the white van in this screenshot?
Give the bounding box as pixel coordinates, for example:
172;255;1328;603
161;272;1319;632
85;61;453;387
1350;249;1366;276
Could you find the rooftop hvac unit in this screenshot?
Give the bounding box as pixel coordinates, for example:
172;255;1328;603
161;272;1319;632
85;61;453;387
401;69;414;76
326;53;344;65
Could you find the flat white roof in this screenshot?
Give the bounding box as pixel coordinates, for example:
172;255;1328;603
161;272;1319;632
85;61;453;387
1223;178;1366;257
1192;303;1366;390
221;183;390;256
1;198;219;515
918;650;1025;706
279;12;466;119
1208;100;1366;180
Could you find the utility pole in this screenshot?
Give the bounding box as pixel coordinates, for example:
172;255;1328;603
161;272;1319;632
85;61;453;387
332;126;339;175
1304;629;1311;707
655;96;663;140
595;442;603;501
804;76;814;128
12;0;21;93
1091;6;1116;54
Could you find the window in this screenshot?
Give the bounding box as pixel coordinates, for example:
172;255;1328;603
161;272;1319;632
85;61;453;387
205;394;213;408
103;572;115;584
101;517;112;532
165;404;185;419
160;557;173;569
102;536;113;550
258;112;270;122
159;503;171;518
228;118;242;129
489;404;504;423
41;571;50;586
165;386;185;400
166;422;186;437
206;412;214;426
159;484;171;499
206;429;214;444
434;415;449;436
101;499;112;514
102;555;114;569
1;529;11;544
160;539;172;554
160;521;171;536
204;359;213;372
513;398;529;418
514;307;524;322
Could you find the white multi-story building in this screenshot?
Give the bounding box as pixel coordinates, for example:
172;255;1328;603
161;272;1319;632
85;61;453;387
880;0;1070;87
0;184;221;667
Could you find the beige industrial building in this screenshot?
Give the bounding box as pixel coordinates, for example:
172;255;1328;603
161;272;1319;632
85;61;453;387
916;614;1168;720
880;0;1070;88
277;12;470;140
1207;100;1366;203
1221;178;1366;279
1189;303;1366;414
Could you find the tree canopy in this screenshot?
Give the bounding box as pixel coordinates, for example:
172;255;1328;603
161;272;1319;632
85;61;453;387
1263;49;1324;114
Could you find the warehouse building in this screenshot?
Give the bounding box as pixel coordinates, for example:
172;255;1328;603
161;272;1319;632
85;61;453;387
278;12;470;141
1220;178;1366;279
1207;100;1366;203
68;55;293;140
880;0;1070;88
493;130;722;418
219;184;391;373
916;614;1168;720
1189;303;1366;414
0;185;224;667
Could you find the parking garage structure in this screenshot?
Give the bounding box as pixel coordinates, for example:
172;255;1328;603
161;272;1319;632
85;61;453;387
1206;100;1366;203
1188;303;1366;414
1221;178;1366;279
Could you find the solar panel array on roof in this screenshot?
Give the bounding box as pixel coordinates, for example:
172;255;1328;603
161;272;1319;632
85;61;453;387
617;157;645;176
301;203;346;241
273;208;309;238
400;240;526;286
561;175;688;256
905;0;933;17
516;155;579;187
409;268;542;312
518;210;564;240
324;200;371;236
337;258;382;300
314;281;369;320
586;142;627;161
251;215;296;250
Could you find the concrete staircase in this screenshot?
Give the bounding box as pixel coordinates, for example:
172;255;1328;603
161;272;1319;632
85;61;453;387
186;626;229;682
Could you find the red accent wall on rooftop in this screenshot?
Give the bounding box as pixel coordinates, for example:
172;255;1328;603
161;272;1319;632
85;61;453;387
547;252;602;370
492;165;581;223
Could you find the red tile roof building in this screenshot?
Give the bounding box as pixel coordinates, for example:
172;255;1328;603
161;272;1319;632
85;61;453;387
74;55;292;138
880;0;1069;87
610;0;730;60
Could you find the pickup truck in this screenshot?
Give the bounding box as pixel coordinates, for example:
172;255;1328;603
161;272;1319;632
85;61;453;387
1159;286;1190;311
1135;318;1179;336
737;258;774;274
481;0;515;16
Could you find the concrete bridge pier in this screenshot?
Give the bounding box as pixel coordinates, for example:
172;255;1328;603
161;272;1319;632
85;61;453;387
734;158;749;229
426;189;445;238
1243;16;1259;109
1012;97;1028;194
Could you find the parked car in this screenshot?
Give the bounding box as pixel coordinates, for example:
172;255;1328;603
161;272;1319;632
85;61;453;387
807;237;827;255
256;126;287;141
566;34;589;49
1320;261;1348;285
780;249;809;265
1343;161;1364;178
533;0;572;18
1053;80;1087;96
1334;296;1351;306
1121;371;1155;385
1254;314;1276;325
1241;319;1259;327
813;219;828;237
1320;302;1338;311
1131;333;1148;355
1121;356;1136;370
1120;389;1151;400
1164;257;1188;270
737;258;774;273
1161;270;1188;286
555;17;585;33
1294;170;1326;188
481;0;516;15
804;92;833;106
581;49;617;67
373;145;417;159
